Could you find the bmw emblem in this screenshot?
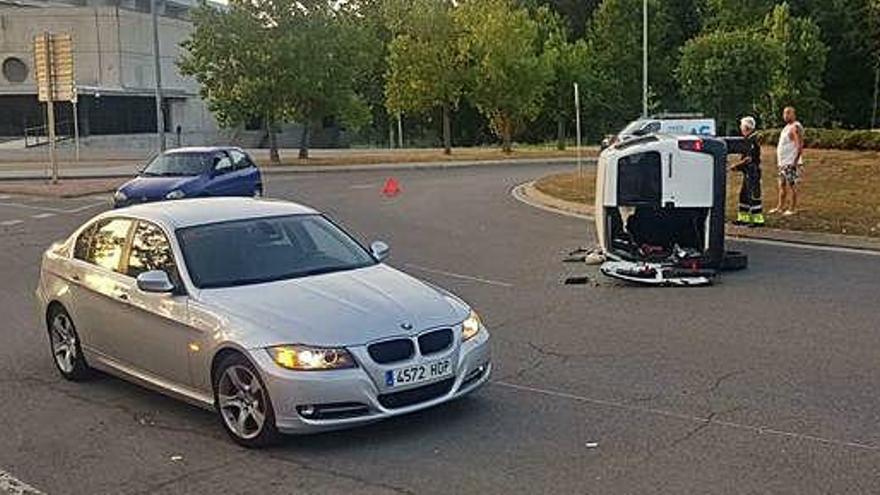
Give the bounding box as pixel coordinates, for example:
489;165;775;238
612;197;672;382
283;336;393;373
400;322;413;330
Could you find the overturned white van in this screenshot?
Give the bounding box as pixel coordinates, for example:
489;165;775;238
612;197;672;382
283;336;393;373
595;134;747;286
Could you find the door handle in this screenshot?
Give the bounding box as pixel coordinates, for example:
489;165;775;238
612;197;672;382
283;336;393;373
116;292;129;301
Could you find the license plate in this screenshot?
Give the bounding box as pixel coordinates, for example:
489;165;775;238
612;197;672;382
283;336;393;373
385;359;452;387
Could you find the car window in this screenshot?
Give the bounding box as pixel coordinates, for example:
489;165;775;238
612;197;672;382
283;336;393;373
214;153;233;173
87;218;133;273
177;214;376;289
141;153;213;177
229;150;253;170
127;221;181;287
73;223;97;261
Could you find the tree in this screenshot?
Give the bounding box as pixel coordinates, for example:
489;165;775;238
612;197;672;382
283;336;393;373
384;0;466;154
281;1;373;159
702;0;776;30
456;0;554;152
518;0;602;38
180;0;373;162
677;29;783;132
179;0;293;163
531;7;591;149
761;3;829;126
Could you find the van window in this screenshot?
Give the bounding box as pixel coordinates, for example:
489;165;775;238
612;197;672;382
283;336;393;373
617;151;662;206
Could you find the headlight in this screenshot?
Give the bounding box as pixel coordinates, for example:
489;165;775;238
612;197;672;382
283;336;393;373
267;345;357;371
165;189;186;199
113;190;127;203
461;310;482;342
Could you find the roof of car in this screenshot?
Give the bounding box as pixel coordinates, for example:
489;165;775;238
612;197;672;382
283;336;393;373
164;146;241;154
108;198;319;229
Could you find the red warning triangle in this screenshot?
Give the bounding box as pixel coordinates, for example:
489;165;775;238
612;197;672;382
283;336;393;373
382;177;401;197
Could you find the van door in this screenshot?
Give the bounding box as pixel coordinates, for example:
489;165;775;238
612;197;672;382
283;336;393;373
661;142;714;208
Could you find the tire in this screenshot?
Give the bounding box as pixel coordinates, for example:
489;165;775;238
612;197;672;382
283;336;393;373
46;305;91;381
213;353;280;448
720;250;749;271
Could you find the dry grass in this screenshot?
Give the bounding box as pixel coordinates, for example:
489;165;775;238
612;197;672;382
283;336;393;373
255;146;598;167
534;147;880;238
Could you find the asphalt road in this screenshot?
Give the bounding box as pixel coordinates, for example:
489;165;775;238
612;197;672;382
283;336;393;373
1;164;879;494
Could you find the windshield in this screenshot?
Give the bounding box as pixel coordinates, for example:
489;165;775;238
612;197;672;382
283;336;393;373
177;214;377;289
141;152;215;177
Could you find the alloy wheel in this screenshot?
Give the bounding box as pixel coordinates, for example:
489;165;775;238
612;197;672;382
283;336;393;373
50;312;78;374
217;365;267;440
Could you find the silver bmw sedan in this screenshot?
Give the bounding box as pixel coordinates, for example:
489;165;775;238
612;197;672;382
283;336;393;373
35;198;491;447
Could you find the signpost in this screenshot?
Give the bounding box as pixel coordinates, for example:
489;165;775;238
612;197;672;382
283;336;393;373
33;32;76;183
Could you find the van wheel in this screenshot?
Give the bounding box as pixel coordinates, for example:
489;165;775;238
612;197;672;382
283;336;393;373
720;251;748;271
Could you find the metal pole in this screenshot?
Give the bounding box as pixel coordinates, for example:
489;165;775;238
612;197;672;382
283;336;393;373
72;95;80;164
397;113;403;149
151;0;165;152
44;32;58;184
872;62;879;130
642;0;648;118
574;82;582;178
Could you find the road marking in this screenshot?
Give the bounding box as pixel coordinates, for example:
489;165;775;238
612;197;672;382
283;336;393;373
512;182;880;257
728;236;880;257
0;200;105;215
0;468;44;495
31;213;55;219
0;220;23;227
349;183;376;190
494;381;880;453
0;195;11;200
403;263;514;288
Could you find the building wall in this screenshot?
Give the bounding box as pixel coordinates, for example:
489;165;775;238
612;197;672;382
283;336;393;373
0;2;219;136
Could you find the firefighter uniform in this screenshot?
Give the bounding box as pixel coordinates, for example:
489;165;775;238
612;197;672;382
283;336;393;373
733;132;764;225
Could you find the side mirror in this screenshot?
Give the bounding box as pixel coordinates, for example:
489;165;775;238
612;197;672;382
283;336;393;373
136;270;175;293
370;241;390;262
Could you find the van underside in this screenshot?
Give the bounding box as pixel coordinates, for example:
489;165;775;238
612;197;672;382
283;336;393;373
602;206;716;286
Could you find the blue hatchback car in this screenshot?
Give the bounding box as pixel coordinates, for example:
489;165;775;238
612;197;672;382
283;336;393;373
113;147;263;208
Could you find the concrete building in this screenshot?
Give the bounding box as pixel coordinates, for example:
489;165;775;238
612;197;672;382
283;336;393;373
0;0;221;146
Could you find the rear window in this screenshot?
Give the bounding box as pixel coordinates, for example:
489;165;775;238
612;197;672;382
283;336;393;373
617;151;662;206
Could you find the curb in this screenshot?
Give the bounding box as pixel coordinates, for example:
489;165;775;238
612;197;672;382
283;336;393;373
512;181;880;255
0;157;596;182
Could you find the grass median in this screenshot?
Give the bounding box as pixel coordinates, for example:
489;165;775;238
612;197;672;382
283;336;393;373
534;147;880;238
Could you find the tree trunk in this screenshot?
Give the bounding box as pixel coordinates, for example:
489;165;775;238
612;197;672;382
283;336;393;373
556;115;566;151
299;124;310;160
501;117;513;154
266;117;280;164
442;103;452;155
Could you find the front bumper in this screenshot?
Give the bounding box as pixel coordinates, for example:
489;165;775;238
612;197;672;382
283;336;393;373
250;328;491;434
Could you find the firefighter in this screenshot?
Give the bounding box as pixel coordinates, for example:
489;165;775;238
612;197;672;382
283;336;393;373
731;116;764;227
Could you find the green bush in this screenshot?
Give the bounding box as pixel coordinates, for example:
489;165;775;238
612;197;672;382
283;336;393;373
758;128;880;151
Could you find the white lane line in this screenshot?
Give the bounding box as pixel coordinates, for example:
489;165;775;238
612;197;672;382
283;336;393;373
728;236;880;257
0;468;44;495
494;381;880;453
0;201;105;214
31;213;55;219
0;195;11;200
349;184;376;190
0;220;23;227
403;263;514;288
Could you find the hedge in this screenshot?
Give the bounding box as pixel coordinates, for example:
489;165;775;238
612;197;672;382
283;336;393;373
758;128;880;151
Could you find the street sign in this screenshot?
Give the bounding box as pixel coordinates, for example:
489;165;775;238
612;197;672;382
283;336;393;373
33;33;75;103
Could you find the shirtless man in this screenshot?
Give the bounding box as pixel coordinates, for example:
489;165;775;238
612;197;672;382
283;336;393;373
770;106;804;216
